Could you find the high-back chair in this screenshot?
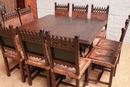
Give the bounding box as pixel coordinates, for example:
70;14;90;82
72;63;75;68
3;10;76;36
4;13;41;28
87;27;127;87
46;31;91;87
17;5;34;25
55;2;70;17
71;4;89;57
72;4;88;19
91;4;109;38
95;18;130;63
1;10;21;28
16;28;51;87
0;23;25;82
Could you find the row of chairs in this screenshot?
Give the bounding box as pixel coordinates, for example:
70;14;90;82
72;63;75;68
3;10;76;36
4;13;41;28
0;15;129;87
55;2;109;39
1;5;34;28
87;15;130;87
0;23;91;87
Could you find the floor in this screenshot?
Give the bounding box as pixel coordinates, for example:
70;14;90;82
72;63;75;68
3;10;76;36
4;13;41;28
0;44;130;87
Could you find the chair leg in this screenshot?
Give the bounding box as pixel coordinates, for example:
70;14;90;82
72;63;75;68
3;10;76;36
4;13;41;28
19;61;25;83
113;64;117;77
117;52;121;64
26;64;32;85
83;68;89;87
51;72;56;87
80;46;83;57
46;70;51;87
91;63;95;70
3;57;10;76
109;68;114;87
76;79;80;87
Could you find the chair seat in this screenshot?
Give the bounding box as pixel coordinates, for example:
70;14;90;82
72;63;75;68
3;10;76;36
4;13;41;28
96;38;122;52
4;49;24;62
87;47;119;67
26;56;50;70
51;58;91;79
96;30;106;38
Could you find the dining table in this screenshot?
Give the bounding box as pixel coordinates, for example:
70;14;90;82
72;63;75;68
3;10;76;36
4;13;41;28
19;15;107;46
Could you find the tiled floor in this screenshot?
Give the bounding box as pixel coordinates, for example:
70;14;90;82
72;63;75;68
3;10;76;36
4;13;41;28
0;44;130;87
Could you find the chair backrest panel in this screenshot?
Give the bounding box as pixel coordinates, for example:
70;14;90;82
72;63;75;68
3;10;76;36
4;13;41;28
46;31;79;69
0;24;15;49
51;48;75;64
1;10;21;28
0;24;19;57
0;37;14;48
91;4;109;20
17;28;49;65
72;4;88;19
55;2;69;17
18;6;34;25
23;42;43;56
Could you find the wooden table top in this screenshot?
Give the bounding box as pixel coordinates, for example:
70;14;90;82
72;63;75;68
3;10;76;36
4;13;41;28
20;15;107;45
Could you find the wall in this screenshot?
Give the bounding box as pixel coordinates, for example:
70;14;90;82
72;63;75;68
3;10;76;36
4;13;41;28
36;0;130;44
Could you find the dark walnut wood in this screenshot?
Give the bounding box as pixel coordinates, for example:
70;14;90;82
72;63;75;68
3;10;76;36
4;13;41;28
17;5;34;25
91;4;109;38
87;27;128;87
16;28;51;87
0;24;25;82
1;10;21;28
95;19;130;63
55;2;69;17
91;4;109;20
19;15;107;46
72;4;88;19
87;47;119;87
46;31;91;87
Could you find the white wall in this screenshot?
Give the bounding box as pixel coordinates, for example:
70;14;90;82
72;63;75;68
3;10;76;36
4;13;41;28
36;0;130;44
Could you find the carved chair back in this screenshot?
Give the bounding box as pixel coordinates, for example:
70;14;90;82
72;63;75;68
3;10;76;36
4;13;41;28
0;23;25;82
55;2;70;17
18;6;34;25
46;31;80;75
16;28;49;66
16;28;51;86
1;10;21;28
72;4;88;19
91;4;109;20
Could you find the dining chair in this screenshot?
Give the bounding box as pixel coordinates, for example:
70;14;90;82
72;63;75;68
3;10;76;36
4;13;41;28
91;4;109;38
71;4;89;57
95;18;130;63
0;23;25;82
17;5;34;25
16;28;51;87
87;27;127;87
46;31;91;87
72;4;88;19
1;10;21;28
55;2;70;17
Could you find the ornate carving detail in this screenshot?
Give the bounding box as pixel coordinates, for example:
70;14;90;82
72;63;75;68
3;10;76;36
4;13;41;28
1;10;19;22
19;29;42;42
49;35;75;50
91;4;109;14
91;4;109;20
55;2;69;16
72;4;88;19
72;4;88;13
18;5;32;16
0;27;11;37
